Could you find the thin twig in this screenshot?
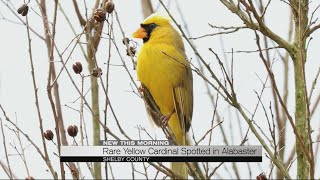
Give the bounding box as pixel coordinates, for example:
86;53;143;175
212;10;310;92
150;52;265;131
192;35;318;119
24;7;57;179
0;105;57;179
0;117;12;179
189;27;245;40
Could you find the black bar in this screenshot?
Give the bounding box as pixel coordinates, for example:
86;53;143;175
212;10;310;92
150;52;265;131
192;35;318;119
60;156;262;162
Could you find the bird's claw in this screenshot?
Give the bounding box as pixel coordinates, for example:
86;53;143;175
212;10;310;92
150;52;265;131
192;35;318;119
160;115;170;126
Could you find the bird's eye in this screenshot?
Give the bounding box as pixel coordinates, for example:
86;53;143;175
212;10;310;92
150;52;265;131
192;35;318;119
149;23;157;29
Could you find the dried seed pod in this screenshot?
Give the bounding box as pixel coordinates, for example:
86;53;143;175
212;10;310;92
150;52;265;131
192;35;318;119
25;176;35;180
72;62;83;74
256;173;267;180
21;6;29;16
67;125;78;137
122;37;129;45
105;1;115;13
43;130;54;141
91;67;102;77
94;9;106;23
17;4;29;16
17;4;26;14
126;46;136;56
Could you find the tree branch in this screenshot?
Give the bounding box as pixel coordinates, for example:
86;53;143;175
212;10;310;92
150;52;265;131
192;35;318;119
72;0;86;26
219;0;295;55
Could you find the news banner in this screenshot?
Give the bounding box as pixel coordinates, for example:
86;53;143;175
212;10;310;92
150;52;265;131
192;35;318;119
60;140;262;162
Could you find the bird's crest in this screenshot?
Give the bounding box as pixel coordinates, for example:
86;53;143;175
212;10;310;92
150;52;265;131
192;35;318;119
142;12;171;26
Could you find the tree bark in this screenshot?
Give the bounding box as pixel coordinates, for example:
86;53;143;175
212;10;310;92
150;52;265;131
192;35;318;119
84;1;108;178
293;50;309;179
291;0;311;178
87;37;101;179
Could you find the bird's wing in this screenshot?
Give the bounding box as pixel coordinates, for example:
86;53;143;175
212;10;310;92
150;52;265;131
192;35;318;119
140;84;162;127
172;57;193;132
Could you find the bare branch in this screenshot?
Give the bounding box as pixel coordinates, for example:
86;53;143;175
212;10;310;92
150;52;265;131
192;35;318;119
0;105;57;179
307;24;320;37
0;117;13;179
190;27;246;40
141;0;154;18
72;0;86;26
219;0;294;55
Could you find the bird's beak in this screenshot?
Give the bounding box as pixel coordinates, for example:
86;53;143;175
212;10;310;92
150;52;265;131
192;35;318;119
132;27;147;39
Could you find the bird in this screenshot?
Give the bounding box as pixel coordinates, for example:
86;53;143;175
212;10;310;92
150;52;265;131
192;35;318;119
132;13;193;179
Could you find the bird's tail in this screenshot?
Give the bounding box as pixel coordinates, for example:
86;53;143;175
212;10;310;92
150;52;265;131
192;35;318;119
169;113;188;179
171;161;188;179
169;114;204;179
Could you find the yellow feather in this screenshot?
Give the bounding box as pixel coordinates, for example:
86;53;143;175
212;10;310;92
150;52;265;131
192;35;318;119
135;13;193;179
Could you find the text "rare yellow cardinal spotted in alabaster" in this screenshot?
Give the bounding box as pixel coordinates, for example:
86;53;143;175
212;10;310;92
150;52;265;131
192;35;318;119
132;13;193;179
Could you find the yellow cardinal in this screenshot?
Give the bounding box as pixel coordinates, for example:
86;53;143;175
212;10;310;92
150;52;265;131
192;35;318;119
132;13;193;178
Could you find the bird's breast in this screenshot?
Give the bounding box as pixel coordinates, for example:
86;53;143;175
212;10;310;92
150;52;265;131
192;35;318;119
137;44;184;114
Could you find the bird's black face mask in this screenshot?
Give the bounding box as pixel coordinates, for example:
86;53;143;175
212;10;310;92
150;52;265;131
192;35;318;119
140;23;157;43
